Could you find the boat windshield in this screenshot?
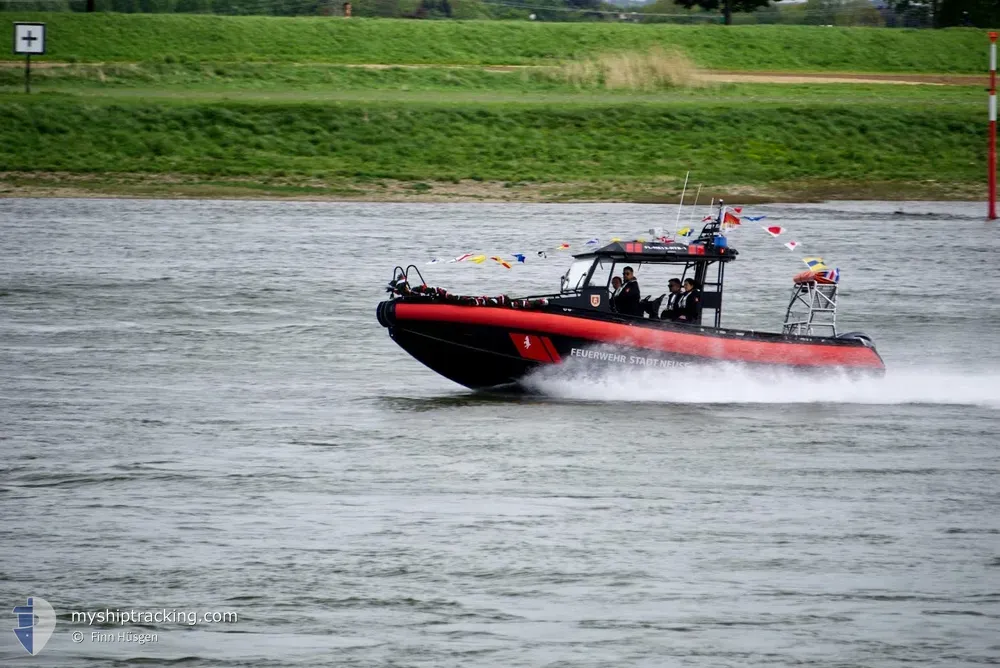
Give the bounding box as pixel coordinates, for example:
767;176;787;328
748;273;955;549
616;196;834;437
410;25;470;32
588;258;616;290
560;259;593;294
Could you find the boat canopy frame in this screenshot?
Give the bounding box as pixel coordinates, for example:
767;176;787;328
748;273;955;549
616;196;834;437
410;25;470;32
566;216;738;328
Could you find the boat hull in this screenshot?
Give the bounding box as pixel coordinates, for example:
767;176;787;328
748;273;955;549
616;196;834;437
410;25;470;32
377;301;885;390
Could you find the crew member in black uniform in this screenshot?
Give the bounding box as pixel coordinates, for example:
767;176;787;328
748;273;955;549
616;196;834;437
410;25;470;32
613;266;641;316
676;278;702;324
660;278;682;320
610;275;622;299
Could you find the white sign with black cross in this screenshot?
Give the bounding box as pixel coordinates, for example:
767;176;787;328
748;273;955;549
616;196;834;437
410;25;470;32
13;22;45;94
14;22;46;55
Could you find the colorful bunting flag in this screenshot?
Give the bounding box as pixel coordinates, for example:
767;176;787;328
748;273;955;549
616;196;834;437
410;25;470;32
802;256;828;271
424;206;787;272
819;268;840;283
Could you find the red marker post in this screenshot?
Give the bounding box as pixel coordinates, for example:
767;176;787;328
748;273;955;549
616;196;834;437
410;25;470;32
990;32;998;220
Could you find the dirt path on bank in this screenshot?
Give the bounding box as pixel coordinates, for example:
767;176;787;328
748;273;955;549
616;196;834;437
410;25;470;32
0;60;983;86
351;64;983;85
352;65;984;86
701;71;983;86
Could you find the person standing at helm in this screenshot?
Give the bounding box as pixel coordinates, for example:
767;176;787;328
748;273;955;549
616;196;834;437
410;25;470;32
613;266;641;316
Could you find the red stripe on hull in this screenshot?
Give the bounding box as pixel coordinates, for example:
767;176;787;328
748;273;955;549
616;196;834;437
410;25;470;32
509;333;556;363
394;303;883;369
540;336;562;363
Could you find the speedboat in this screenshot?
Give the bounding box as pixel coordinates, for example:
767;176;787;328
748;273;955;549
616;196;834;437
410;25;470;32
376;208;884;390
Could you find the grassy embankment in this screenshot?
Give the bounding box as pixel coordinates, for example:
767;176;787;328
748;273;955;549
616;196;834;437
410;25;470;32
0;14;987;71
0;14;990;201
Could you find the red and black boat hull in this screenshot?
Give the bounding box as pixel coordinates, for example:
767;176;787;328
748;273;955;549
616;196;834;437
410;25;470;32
377;301;885;390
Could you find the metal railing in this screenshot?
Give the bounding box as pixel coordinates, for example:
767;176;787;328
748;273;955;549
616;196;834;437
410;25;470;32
783;281;838;337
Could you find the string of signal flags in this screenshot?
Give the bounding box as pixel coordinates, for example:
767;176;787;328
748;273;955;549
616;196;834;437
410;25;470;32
424;200;839;281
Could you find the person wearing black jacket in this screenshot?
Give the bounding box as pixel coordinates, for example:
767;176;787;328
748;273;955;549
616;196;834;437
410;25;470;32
660;278;682;320
613;266;641;316
677;278;702;324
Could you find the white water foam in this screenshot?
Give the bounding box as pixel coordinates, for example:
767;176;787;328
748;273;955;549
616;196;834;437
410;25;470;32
523;363;1000;409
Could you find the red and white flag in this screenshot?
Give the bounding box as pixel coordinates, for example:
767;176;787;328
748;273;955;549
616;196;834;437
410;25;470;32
763;225;786;237
784;241;800;251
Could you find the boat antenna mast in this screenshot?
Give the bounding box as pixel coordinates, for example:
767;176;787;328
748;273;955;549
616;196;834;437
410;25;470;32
673;170;690;233
696;199;724;242
686;184;703;227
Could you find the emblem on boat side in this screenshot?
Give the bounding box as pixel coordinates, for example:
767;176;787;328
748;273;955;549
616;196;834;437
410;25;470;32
590;294;601;307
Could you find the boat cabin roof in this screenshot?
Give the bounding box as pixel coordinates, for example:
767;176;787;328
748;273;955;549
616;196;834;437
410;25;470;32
573;239;738;264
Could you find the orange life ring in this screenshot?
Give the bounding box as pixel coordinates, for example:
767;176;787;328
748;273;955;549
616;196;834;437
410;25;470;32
793;270;818;284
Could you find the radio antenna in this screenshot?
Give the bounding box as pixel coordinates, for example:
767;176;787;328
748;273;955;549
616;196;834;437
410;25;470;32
686;184;703;226
674;171;690;230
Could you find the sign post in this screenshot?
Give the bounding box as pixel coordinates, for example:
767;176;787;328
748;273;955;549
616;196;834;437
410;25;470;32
989;32;998;220
13;22;46;94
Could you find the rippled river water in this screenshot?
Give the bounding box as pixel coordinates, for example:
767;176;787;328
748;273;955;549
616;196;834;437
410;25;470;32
1;198;999;667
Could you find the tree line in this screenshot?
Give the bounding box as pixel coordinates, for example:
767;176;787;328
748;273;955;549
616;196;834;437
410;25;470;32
2;0;996;27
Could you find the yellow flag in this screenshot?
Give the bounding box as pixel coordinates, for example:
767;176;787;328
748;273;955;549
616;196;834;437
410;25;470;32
802;257;828;271
469;255;487;264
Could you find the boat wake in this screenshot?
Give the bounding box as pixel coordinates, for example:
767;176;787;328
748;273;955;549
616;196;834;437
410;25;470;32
522;362;1000;409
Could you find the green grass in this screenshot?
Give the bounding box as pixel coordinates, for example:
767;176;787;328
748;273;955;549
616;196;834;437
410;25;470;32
0;95;982;189
0;13;990;72
0;14;984;201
